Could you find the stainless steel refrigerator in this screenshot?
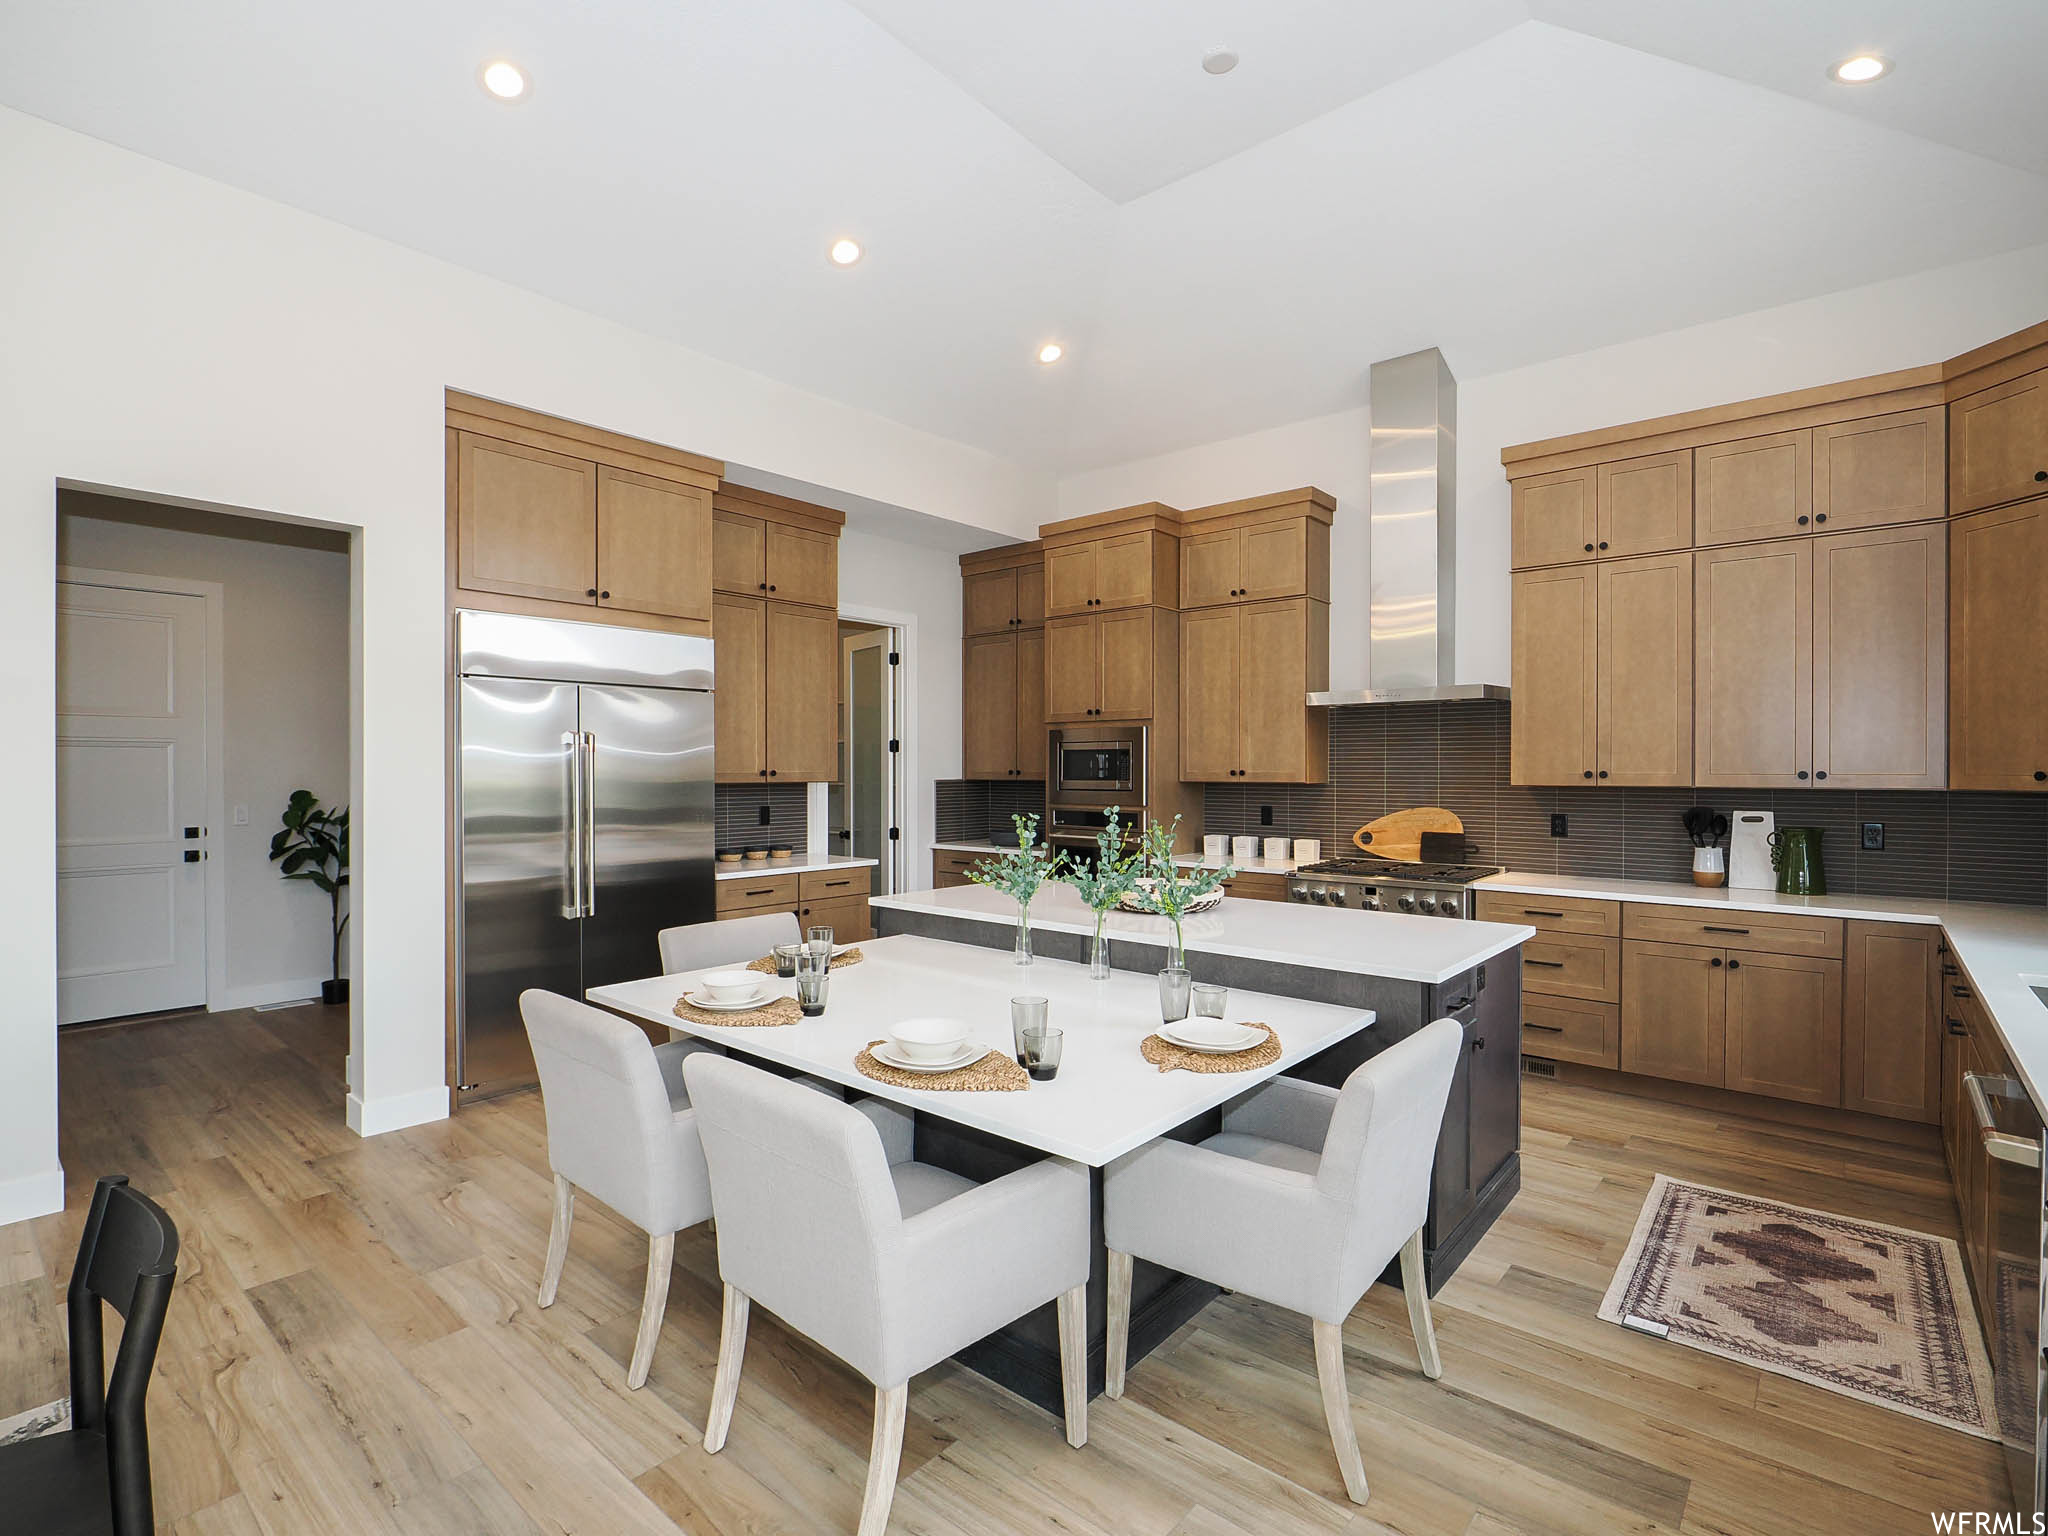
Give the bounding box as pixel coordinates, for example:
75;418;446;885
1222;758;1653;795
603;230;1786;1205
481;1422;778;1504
455;611;714;1100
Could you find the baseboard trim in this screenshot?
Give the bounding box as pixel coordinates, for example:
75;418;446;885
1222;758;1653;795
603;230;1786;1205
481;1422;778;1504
0;1166;66;1228
1547;1062;1940;1146
211;977;328;1012
346;1085;450;1138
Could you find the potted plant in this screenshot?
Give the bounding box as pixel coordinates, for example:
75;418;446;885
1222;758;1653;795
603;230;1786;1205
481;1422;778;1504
1132;816;1232;1019
967;812;1063;965
269;788;351;1004
1061;806;1141;980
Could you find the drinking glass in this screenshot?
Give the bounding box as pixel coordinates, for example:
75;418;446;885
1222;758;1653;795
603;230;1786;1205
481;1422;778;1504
772;942;803;979
1192;983;1228;1020
796;949;830;1016
1011;997;1049;1066
1158;966;1192;1023
807;925;835;957
1019;1024;1063;1082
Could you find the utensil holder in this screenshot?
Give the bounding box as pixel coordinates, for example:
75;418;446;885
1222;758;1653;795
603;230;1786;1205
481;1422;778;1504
1691;846;1726;888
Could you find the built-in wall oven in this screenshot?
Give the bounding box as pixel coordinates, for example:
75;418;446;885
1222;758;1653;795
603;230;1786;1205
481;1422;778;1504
1049;728;1146;806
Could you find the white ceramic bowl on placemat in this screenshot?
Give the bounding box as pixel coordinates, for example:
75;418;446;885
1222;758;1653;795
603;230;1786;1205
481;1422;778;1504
684;984;773;1012
889;1017;970;1062
1159;1020;1265;1054
701;969;764;1002
871;1040;984;1074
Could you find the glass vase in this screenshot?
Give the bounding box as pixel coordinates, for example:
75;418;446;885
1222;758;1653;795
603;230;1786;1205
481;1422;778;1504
1158;965;1192;1023
1014;902;1033;966
1088;919;1111;981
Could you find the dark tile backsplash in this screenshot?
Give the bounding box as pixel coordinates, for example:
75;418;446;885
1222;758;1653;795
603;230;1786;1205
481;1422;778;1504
934;780;1047;844
715;783;808;852
1202;698;2048;907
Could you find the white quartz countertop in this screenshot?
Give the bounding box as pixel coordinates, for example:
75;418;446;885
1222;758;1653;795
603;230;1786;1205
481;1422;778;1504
874;881;1530;985
590;935;1378;1167
1174;854;1302;876
1479;871;2048;1110
716;854;876;882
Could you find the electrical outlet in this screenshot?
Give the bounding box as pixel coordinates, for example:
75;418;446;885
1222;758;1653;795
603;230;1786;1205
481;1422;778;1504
1860;821;1885;851
232;804;249;826
758;804;772;826
1259;804;1274;827
1549;813;1568;838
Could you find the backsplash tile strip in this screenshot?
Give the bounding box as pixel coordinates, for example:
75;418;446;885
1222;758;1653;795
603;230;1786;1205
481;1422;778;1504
1200;698;2047;907
933;780;1047;843
715;783;808;852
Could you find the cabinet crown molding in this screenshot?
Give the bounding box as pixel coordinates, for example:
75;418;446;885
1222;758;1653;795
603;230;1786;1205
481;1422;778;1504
1037;501;1184;545
711;482;847;535
1180;486;1336;525
444;389;723;485
959;539;1044;574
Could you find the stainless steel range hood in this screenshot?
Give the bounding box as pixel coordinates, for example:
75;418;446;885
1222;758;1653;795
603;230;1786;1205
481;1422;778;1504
1308;347;1507;706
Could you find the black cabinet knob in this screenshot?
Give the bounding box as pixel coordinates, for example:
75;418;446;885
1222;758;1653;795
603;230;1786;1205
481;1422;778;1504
1583;543;1594;552
758;582;767;591
1471;1036;1487;1052
600;590;610;599
1796;515;1809;526
1583;769;1593;779
1710;957;1722;967
1797;770;1809;780
768;584;776;592
758;769;768;777
1597;541;1609;550
1815;770;1827;780
586;587;599;597
2036;470;2047;482
1814;514;1827;524
769;769;778;777
1597;769;1609;779
1728;959;1741;970
2036;770;2046;782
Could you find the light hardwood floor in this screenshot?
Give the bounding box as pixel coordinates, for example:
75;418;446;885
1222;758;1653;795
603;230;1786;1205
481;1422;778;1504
3;1006;2012;1533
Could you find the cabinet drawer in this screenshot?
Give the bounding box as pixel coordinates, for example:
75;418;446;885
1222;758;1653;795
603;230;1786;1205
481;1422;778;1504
801;866;871;901
1475;891;1619;936
933;849;985;884
1521;933;1621;1002
1519;996;1619;1068
1219;870;1289;903
716;873;800;914
798;892;871;944
1622;902;1841;958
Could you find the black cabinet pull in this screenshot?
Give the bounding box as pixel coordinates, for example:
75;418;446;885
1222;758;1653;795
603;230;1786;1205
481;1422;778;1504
744;887;774;897
1523;1021;1564;1032
1710;957;1723;967
1703;925;1750;934
1948;1017;1968;1036
1526;959;1565;968
1952;985;1974;1000
1942;963;1958;976
1523;909;1565;918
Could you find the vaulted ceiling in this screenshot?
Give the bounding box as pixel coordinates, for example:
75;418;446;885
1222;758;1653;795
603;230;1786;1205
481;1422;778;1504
4;1;2045;476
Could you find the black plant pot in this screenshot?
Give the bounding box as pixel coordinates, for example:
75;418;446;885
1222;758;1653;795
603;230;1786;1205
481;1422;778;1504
321;978;350;1006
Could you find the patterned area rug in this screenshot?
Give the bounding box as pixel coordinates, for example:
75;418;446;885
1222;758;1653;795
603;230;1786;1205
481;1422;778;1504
0;1398;69;1446
1600;1176;1997;1439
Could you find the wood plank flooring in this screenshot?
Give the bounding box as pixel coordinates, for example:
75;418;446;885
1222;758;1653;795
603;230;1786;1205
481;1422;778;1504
3;1006;2013;1533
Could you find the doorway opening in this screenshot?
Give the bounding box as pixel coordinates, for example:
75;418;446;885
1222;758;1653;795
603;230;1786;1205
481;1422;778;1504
54;488;355;1078
830;619;905;894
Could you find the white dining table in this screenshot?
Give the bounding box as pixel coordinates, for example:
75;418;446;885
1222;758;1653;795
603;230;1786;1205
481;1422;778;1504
587;933;1377;1167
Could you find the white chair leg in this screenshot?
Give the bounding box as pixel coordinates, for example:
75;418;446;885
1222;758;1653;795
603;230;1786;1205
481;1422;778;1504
1104;1250;1133;1400
1312;1318;1369;1506
626;1231;675;1390
538;1174;574;1308
1056;1283;1088;1448
703;1283;750;1453
1399;1227;1442;1381
856;1382;908;1536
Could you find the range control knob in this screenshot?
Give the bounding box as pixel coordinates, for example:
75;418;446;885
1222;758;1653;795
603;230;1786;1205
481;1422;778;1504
1396;894;1417;913
1308;889;1329;905
1361;895;1381;911
1288;887;1310;902
1415;896;1436;915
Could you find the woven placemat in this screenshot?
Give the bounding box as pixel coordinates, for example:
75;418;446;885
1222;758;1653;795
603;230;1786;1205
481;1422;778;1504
745;946;864;976
1141;1023;1279;1074
854;1042;1027;1092
673;994;804;1028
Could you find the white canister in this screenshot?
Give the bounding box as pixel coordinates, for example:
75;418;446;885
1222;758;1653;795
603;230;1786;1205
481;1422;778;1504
1203;834;1228;860
1263;836;1290;863
1293;838;1321;865
1231;836;1260;864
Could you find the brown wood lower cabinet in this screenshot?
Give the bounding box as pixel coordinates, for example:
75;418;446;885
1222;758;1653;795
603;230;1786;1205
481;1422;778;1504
1722;951;1842;1106
1843;921;1943;1123
715;865;873;942
1620;941;1727;1087
797;893;871;944
1217;870;1289;902
1520;933;1620;1002
1520;996;1620;1068
932;848;983;889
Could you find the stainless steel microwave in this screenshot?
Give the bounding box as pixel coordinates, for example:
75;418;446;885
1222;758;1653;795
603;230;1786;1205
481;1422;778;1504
1049;728;1146;804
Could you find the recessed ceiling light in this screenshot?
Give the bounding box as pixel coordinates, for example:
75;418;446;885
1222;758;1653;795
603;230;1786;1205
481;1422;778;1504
829;238;863;267
480;60;528;100
1202;48;1240;76
1038;343;1064;365
1829;53;1891;84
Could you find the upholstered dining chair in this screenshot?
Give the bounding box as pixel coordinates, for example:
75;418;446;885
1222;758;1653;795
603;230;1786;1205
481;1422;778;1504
1101;1018;1465;1507
520;988;720;1389
0;1173;179;1536
659;911;800;975
682;1053;1091;1536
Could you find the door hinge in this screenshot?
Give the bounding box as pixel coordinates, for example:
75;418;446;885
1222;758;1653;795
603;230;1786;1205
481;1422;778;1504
888;827;900;841
888;738;900;753
888;651;900;666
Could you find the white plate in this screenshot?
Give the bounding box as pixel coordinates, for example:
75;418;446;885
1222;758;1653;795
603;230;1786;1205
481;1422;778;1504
871;1041;987;1074
684;986;776;1012
1158;1021;1266;1054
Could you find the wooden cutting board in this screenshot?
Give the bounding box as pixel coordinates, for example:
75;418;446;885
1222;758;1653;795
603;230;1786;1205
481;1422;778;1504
1352;807;1464;861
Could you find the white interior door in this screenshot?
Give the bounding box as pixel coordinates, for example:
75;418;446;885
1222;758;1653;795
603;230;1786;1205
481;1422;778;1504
57;581;209;1023
841;628;900;894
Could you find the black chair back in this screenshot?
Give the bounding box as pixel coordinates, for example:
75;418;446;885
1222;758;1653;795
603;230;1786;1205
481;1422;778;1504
69;1174;179;1536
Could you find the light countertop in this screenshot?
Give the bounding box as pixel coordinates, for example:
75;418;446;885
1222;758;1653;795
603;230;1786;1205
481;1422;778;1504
716;853;877;882
873;881;1530;986
1175;854;1301;876
1479;871;2048;1110
590;934;1378;1167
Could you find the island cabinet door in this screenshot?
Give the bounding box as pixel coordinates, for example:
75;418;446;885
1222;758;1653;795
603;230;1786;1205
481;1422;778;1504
1510;564;1597;785
961;633;1019;780
1693;538;1812;788
1620;941;1726;1087
1043;615;1100;721
1180;606;1242;780
1722;952;1842;1107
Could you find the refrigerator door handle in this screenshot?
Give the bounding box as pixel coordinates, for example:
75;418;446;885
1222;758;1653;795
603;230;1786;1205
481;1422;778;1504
562;731;585;918
582;730;599;916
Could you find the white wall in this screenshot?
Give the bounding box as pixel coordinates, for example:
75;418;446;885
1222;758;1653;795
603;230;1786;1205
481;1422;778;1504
59;499;351;1007
0;106;1052;1225
1061;241;2048;692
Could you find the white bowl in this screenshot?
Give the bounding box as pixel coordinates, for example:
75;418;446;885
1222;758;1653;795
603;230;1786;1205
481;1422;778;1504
1167;1017;1247;1049
889;1016;970;1062
700;969;763;1002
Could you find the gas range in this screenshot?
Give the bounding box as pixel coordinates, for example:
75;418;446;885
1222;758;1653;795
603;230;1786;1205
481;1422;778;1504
1285;858;1504;918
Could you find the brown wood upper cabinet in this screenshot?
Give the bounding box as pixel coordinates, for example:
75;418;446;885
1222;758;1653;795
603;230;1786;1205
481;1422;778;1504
1813;407;1945;531
712;507;837;609
1598;450;1693;558
1178;513;1330;608
1695;429;1813;545
961;628;1045;781
1951;368;2048;515
1044;530;1171;616
1180;599;1329;782
1950;498;2048;790
595;467;713;621
1842;920;1941;1123
963;561;1044;635
1511;554;1690;785
715;597;836;783
1045;609;1156;722
1510;466;1597;569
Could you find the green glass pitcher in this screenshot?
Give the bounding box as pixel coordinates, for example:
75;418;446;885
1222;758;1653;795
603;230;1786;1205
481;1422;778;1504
1769;827;1826;896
